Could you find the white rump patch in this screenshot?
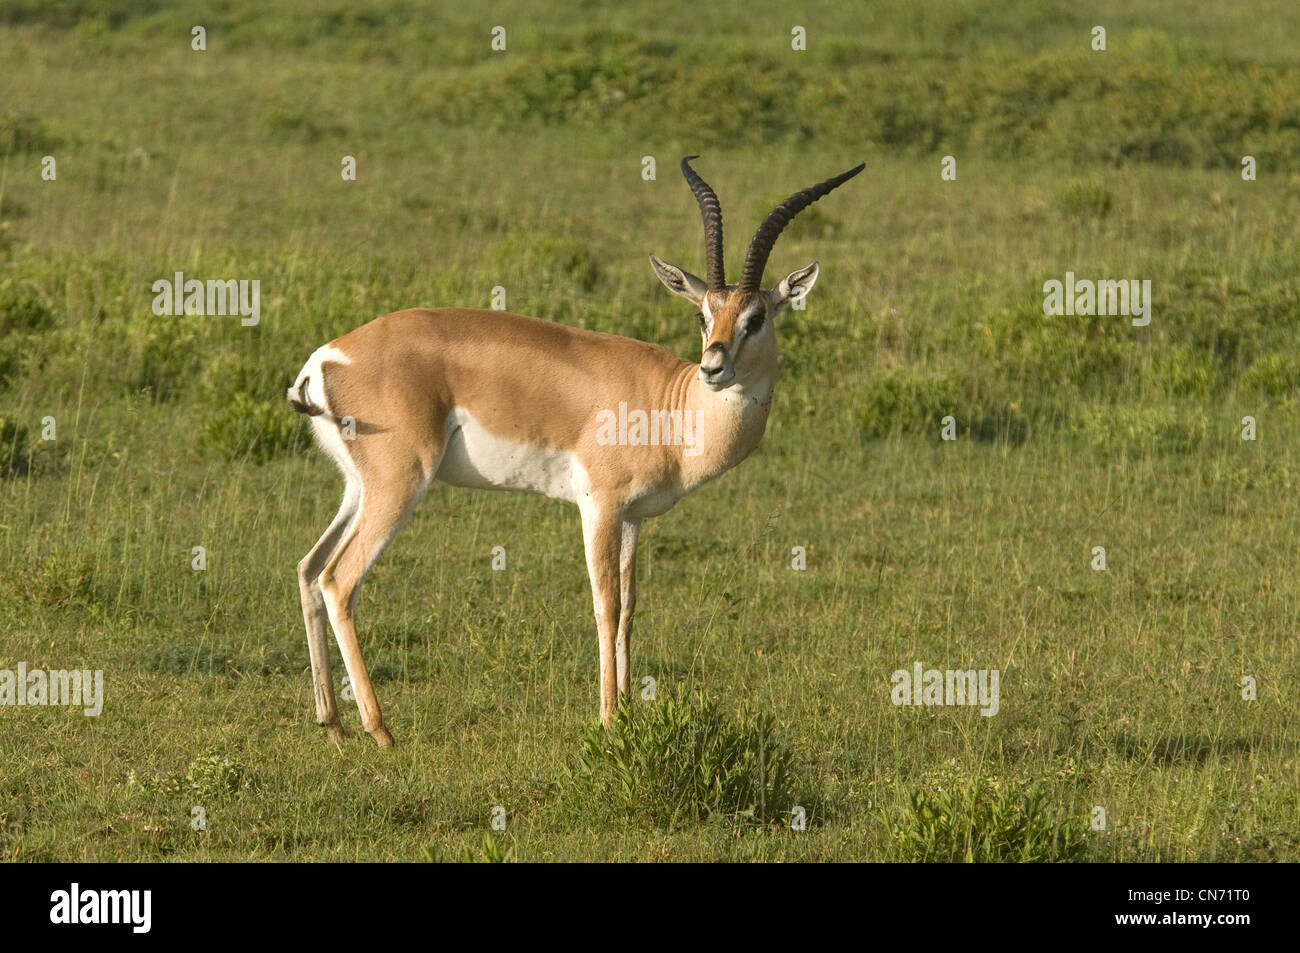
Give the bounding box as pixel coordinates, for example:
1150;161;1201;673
294;345;360;486
290;345;352;415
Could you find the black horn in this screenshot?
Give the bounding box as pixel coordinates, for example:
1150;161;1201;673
680;156;726;292
737;162;865;294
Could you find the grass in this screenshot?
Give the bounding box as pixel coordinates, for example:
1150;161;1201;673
0;0;1297;861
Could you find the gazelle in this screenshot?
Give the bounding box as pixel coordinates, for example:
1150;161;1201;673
289;157;863;746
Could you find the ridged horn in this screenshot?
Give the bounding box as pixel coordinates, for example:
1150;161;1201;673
680;156;726;292
737;162;865;294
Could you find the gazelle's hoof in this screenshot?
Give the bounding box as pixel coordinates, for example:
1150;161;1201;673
369;725;395;748
325;722;347;748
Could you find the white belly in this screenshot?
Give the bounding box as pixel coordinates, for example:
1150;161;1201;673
435;407;583;503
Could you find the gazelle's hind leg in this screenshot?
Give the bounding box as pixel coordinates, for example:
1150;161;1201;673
298;480;359;746
319;457;432;747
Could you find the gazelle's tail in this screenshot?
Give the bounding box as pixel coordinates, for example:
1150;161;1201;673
287;378;324;415
289;344;354;417
287;365;326;416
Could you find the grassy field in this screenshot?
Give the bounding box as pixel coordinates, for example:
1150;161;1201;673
1;0;1299;861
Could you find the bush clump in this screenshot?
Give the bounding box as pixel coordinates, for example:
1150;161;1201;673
201;391;311;462
128;752;247;803
0;415;31;475
859;367;963;440
567;694;801;829
889;778;1088;862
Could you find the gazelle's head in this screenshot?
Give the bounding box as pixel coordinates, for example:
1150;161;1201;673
650;156;864;392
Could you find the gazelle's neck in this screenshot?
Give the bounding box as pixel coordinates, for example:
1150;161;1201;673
677;358;778;491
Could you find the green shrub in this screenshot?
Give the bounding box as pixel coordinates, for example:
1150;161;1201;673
14;550;101;608
968;400;1032;444
889;779;1088;862
200;392;311;462
859;368;962;439
433;47;661;127
1241;353;1300;398
0;112;61;155
0;276;55;334
1057;178;1114;218
423;832;514;863
1074;403;1208;455
0;279;59;392
128;752;247;803
567;695;801;829
986;300;1138;399
1157;344;1215;398
0;415;31;475
489;231;604;295
127;320;205;401
197;343;304;406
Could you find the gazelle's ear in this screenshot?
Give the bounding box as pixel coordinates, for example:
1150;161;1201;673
649;254;708;307
771;261;820;313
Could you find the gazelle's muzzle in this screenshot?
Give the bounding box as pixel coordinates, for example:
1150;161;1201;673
699;341;733;388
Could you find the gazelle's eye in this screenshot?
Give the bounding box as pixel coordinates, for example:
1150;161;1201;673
697;312;707;331
745;312;765;335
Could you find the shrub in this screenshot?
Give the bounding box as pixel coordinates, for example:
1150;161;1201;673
889;779;1088;862
0;112;61;155
1241;353;1300;398
859;368;962;439
129;752;247;803
127;320;205;401
1057;178;1114;218
986;300;1138;399
422;832;513;863
488;231;604;296
200;392;311;462
1074;403;1208;455
0;277;54;333
567;695;801;829
0;415;31;475
12;550;99;607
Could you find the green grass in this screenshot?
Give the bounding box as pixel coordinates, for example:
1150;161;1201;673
1;1;1298;861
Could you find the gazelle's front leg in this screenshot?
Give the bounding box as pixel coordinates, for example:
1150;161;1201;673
579;501;622;726
616;519;641;700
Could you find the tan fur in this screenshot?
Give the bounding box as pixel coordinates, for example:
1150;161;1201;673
321;308;775;505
